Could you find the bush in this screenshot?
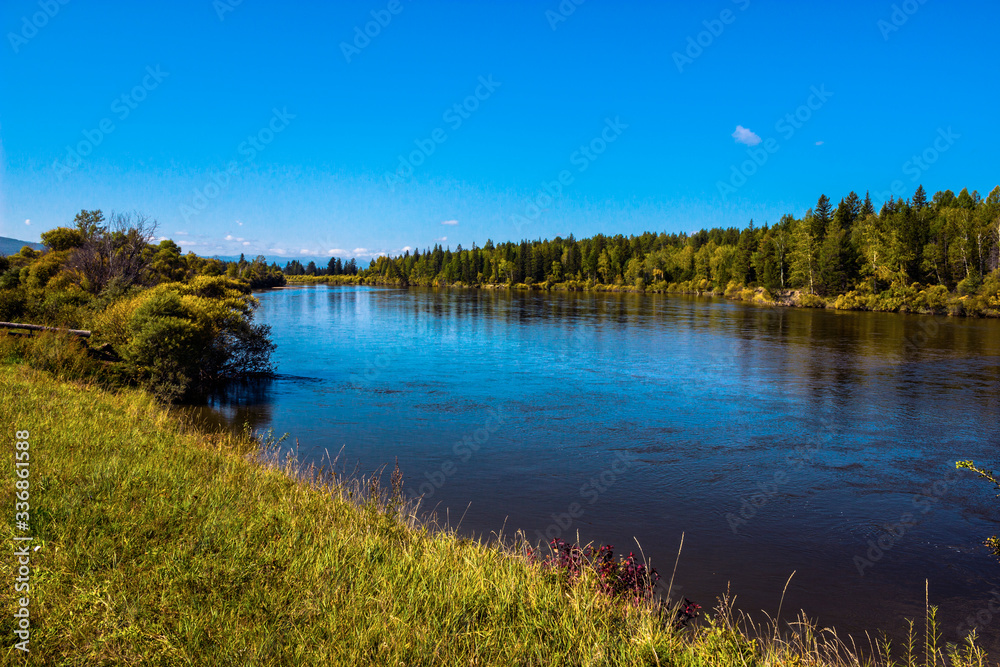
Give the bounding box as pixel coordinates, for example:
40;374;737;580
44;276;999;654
116;278;275;400
913;284;950;313
0;267;21;290
121;291;207;400
0;288;27;321
796;292;827;309
957;274;983;296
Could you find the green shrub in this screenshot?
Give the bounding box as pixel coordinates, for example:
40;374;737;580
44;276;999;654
913;285;949;313
0;267;20;290
797;292;827;308
0;288;27;321
123;291;212;401
118;279;275;400
957;274;983;296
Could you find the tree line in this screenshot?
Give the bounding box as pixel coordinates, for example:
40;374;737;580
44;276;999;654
352;185;1000;314
282;257;360;276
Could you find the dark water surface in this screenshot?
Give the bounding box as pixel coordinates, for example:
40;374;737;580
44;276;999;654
188;284;1000;652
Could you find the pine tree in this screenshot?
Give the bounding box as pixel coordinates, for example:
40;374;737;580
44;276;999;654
812;195;832;240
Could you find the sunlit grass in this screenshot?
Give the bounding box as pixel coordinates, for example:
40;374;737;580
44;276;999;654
0;363;990;665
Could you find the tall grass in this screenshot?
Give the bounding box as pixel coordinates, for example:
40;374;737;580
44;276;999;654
0;363;991;665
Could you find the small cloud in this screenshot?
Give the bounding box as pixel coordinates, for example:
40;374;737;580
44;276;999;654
268;248;287;254
441;219;459;226
329;248;346;255
732;125;762;146
242;241;250;246
225;234;234;241
24;219;30;225
815;141;824;146
300;249;312;254
377;252;387;257
236;220;243;226
435;236;447;242
352;247;369;255
175;231;189;236
237;237;244;242
401;246;413;252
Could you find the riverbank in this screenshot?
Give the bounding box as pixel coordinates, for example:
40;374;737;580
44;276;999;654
0;363;989;665
285;273;1000;318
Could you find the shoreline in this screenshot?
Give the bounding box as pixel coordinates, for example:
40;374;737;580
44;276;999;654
282;274;998;318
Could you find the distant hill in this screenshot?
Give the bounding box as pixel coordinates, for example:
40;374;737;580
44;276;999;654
0;236;46;256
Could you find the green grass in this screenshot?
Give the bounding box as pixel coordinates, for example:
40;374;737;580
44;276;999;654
0;363;991;665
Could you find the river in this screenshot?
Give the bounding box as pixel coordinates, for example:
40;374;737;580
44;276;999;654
186;284;1000;653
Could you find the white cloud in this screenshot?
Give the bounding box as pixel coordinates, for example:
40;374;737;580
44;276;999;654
815;140;824;146
732;125;762;146
401;246;413;252
242;241;250;246
175;231;189;236
328;248;346;255
24;219;30;225
352;247;369;255
225;234;234;240
441;219;459;226
236;220;243;226
435;236;447;242
377;252;387;257
268;248;287;254
300;249;312;254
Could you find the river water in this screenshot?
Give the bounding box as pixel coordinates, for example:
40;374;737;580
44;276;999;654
188;284;1000;653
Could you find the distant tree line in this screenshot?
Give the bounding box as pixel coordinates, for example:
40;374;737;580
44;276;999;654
282;257;359;276
354;185;1000;315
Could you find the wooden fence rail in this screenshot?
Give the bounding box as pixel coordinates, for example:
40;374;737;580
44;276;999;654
0;322;92;338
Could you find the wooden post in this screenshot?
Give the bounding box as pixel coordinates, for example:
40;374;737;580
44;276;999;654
0;322;91;338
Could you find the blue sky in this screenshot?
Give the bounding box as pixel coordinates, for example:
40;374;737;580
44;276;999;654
1;0;997;262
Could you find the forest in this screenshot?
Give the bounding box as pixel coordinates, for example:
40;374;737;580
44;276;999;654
346;185;1000;316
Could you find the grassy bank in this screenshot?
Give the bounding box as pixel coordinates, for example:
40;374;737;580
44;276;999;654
0;364;990;665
